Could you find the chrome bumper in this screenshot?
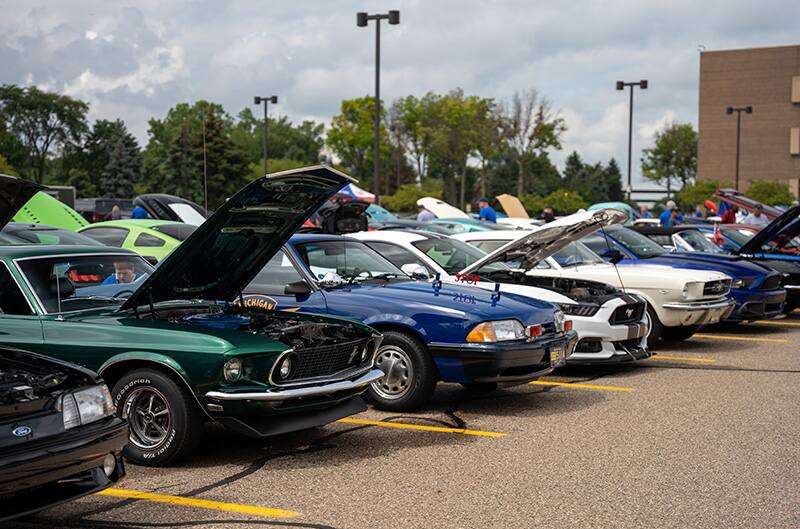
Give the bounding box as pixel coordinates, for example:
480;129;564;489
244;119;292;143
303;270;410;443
205;369;385;402
662;299;734;311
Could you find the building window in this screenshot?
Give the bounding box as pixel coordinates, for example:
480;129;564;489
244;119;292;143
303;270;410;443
791;127;800;156
793;76;800;104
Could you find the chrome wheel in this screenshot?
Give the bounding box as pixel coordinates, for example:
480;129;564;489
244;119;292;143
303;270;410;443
372;345;413;400
123;387;172;450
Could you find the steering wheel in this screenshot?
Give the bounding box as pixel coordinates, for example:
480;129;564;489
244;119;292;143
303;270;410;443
113;289;135;298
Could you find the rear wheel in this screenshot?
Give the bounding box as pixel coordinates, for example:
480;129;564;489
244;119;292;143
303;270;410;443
112;369;203;466
646;305;663;348
366;331;437;412
660;325;700;342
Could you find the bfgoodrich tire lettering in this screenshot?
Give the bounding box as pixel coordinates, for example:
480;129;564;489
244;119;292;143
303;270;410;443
112;368;203;466
366;330;437;412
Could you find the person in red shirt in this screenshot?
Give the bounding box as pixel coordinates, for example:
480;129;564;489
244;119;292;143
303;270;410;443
721;205;738;224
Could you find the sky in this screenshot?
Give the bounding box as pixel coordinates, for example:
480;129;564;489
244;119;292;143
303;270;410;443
1;0;797;189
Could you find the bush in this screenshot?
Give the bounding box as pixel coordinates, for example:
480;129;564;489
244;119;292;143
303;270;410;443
381;180;443;213
747;181;795;207
520;189;587;216
675;180;732;212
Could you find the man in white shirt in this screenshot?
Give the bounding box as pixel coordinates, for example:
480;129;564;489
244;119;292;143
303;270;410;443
742;204;770;227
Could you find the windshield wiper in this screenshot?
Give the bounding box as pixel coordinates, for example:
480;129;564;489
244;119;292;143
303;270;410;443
371;273;402;281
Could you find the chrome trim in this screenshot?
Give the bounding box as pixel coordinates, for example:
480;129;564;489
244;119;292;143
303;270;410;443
205;368;385;402
267;334;383;387
662;299;735;311
783;285;800;290
12;252;150;315
0;261;38;315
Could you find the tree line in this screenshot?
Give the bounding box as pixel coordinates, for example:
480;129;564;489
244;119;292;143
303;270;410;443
0;83;700;211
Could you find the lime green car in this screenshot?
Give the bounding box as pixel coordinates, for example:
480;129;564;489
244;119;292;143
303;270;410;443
78;220;196;263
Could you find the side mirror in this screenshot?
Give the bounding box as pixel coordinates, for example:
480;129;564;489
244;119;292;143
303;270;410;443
401;263;430;280
284;280;312;296
601;248;624;264
318;271;343;288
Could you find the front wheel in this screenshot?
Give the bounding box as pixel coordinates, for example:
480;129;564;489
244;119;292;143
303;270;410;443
366;331;437;412
646;305;663;348
112;369;203;466
660;325;700;342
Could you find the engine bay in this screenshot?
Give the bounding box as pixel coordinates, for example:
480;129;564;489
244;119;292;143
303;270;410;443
0;357;88;409
478;270;621;304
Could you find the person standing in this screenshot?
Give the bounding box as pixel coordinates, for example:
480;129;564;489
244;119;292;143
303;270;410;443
743;204;770;227
477;197;497;223
721;205;738;224
416;204;436;222
639;205;652;219
541;206;555;223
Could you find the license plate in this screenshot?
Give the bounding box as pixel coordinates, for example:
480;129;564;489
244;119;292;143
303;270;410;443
549;346;566;367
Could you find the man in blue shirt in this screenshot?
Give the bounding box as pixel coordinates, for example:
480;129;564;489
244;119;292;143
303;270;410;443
102;261;140;285
477;197;497;223
131;206;149;219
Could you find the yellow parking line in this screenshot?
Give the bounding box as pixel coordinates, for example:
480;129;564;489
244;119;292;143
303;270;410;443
694;333;788;343
337;417;507;437
97;488;301;518
530;380;635;392
651;355;718;363
753;320;800;327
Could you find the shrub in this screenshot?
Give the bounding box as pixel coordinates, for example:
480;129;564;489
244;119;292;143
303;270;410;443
381;180;443;213
747;181;795;207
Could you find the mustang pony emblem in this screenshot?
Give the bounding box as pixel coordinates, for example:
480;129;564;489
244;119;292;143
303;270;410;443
625;308;634;318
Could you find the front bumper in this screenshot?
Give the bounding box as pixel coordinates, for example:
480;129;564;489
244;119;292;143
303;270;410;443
428;331;577;386
726;288;786;321
569;297;651;364
0;417;127;522
661;298;735;326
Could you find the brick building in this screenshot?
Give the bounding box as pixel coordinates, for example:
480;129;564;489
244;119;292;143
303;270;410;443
697;45;800;195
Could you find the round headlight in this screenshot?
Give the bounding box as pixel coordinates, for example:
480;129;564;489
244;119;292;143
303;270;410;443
276;354;297;381
223;358;242;382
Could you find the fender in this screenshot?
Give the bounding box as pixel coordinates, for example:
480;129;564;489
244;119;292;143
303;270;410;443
362;314;429;341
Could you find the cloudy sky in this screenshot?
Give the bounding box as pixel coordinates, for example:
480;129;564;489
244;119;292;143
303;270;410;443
1;0;796;188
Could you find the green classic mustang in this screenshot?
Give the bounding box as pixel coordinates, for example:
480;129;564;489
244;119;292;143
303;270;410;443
0;168;384;466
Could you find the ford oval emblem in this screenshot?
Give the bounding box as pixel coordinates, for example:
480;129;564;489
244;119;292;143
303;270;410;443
12;425;32;437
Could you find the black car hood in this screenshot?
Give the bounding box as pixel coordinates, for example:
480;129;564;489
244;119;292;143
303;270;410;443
735;205;800;256
133;193;209;224
0;174;45;230
121;166;353;309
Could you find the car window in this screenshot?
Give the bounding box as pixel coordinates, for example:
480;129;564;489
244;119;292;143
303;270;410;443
551;242;605;267
247;251;305;296
11;228;103;246
80;227;130;247
17;254;153;313
134;232;166;247
364;242;433;273
583;234;624;255
411;238;487;274
471;240;508;253
676;230;723;253
296;240;407;283
0;263;33;315
606;227;666;258
150;223;196;241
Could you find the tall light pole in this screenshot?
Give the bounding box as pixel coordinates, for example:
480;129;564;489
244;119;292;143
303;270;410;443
357;9;400;203
253;95;278;175
726;105;752;191
616;80;648;200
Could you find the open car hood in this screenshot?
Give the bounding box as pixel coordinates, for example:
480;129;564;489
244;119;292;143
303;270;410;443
121;165;353;310
496;194;529;218
0;174;45;229
461;208;628;274
734;204;800;256
416;197;470;219
714;188;783;220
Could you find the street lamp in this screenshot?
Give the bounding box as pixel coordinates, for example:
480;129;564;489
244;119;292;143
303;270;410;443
726;106;753;191
616;79;648;200
253;95;278;175
357;9;400;202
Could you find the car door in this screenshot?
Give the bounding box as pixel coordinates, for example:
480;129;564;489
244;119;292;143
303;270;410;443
0;262;44;352
244;249;328;313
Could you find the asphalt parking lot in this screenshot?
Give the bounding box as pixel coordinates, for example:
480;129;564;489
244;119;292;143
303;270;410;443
10;317;800;529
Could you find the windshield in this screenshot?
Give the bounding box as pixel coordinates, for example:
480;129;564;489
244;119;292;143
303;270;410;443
297;240;408;283
721;227;754;247
412;238;489;274
9;228;103;246
552;242;605;266
151;223;197;241
608;227;666;258
18;254;153;313
677;230;723;253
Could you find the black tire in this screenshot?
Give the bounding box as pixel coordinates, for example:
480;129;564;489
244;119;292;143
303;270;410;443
111;369;203;466
460;382;499;392
366;330;437;412
660;325;700;342
646;305;663;348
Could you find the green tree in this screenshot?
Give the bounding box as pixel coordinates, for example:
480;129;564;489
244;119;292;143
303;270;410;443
521;189;587;215
675;180;730;212
193;111;249;208
381;180;444;213
0;85;89;183
498;89;566;196
162;119;195;199
230;109;324;168
70;119;142;197
747;181;795;206
0;153;18;176
641;122;697;194
326;96;392;192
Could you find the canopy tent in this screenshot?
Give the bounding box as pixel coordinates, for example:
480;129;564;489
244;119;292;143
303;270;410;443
332;183;376;203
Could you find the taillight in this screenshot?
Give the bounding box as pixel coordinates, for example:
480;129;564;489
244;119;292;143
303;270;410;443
564;320;573;332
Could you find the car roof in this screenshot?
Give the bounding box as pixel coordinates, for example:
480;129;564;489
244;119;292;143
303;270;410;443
80;219;184;229
0;244;139;259
451;230;531;241
633;225;700;235
349;229;433;244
